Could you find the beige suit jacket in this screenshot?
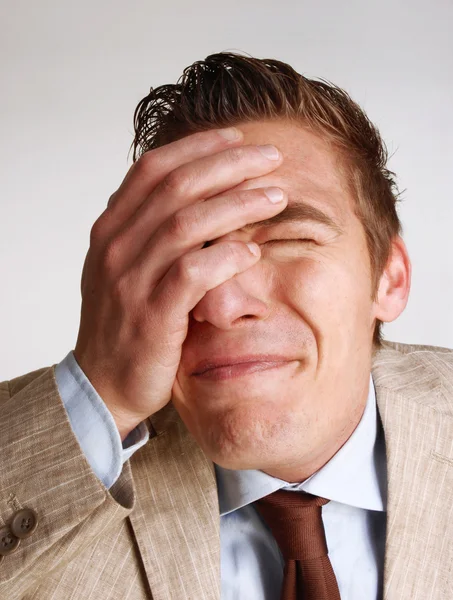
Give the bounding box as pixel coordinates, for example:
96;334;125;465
0;340;452;599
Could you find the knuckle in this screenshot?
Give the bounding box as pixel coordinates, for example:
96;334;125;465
160;167;191;197
231;191;250;212
107;192;116;209
101;238;123;273
175;254;201;284
226;146;245;166
89;218;107;246
165;210;192;239
134;150;157;176
110;274;131;304
225;241;250;264
224;241;242;262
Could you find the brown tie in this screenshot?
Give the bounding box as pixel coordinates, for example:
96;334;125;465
254;489;341;600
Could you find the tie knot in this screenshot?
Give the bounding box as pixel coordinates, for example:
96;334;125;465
254;489;330;561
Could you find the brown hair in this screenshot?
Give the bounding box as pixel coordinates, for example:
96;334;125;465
131;52;403;348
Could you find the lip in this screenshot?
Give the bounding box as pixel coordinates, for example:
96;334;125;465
192;355;298;381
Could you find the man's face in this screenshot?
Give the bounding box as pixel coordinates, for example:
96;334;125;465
172;120;382;481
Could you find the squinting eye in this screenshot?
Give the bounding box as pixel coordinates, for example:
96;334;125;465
263;238;315;247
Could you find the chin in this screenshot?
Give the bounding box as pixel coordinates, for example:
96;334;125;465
183;400;298;471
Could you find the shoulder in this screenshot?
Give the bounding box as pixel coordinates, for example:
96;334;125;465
373;339;453;369
372;340;453;414
1;366;55;403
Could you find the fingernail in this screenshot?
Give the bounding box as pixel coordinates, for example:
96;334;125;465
246;242;260;257
218;127;241;141
264;187;284;203
258;145;280;160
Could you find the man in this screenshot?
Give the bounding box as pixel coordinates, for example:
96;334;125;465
0;52;451;600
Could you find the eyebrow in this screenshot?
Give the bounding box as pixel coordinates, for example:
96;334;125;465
242;201;344;235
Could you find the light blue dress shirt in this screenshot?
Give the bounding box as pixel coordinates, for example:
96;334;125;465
55;351;387;599
54;351;150;487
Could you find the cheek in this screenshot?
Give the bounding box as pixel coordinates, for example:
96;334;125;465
268;253;372;331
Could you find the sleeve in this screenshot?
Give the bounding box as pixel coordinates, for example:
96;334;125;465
54;351;149;488
0;363;139;598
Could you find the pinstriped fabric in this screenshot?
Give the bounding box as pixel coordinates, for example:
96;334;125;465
0;340;452;599
23;521;148;600
0;381;9;405
372;342;453;600
127;410;221;600
0;366;139;599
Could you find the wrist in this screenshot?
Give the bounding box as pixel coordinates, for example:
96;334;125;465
109;411;146;442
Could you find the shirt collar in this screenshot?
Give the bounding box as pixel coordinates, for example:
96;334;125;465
215;374;387;516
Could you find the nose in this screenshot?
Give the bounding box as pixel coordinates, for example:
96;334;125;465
192;276;270;329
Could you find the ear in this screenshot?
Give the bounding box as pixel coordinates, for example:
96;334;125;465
373;236;412;323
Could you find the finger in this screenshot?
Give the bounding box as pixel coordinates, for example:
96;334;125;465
101;127;244;227
110;144;283;270
151;241;261;321
134;186;286;286
129;143;281;234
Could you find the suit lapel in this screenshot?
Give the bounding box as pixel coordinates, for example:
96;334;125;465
373;345;453;599
128;404;221;600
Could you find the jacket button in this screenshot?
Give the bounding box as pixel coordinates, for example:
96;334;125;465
0;526;20;556
10;509;39;539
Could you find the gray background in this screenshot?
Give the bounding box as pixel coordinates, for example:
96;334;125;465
1;0;452;378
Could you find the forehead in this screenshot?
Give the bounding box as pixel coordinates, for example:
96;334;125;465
236;119;355;226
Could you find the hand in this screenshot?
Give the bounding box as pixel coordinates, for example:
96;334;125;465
74;127;287;440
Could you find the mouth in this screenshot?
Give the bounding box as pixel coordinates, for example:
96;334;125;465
192;356;298;381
